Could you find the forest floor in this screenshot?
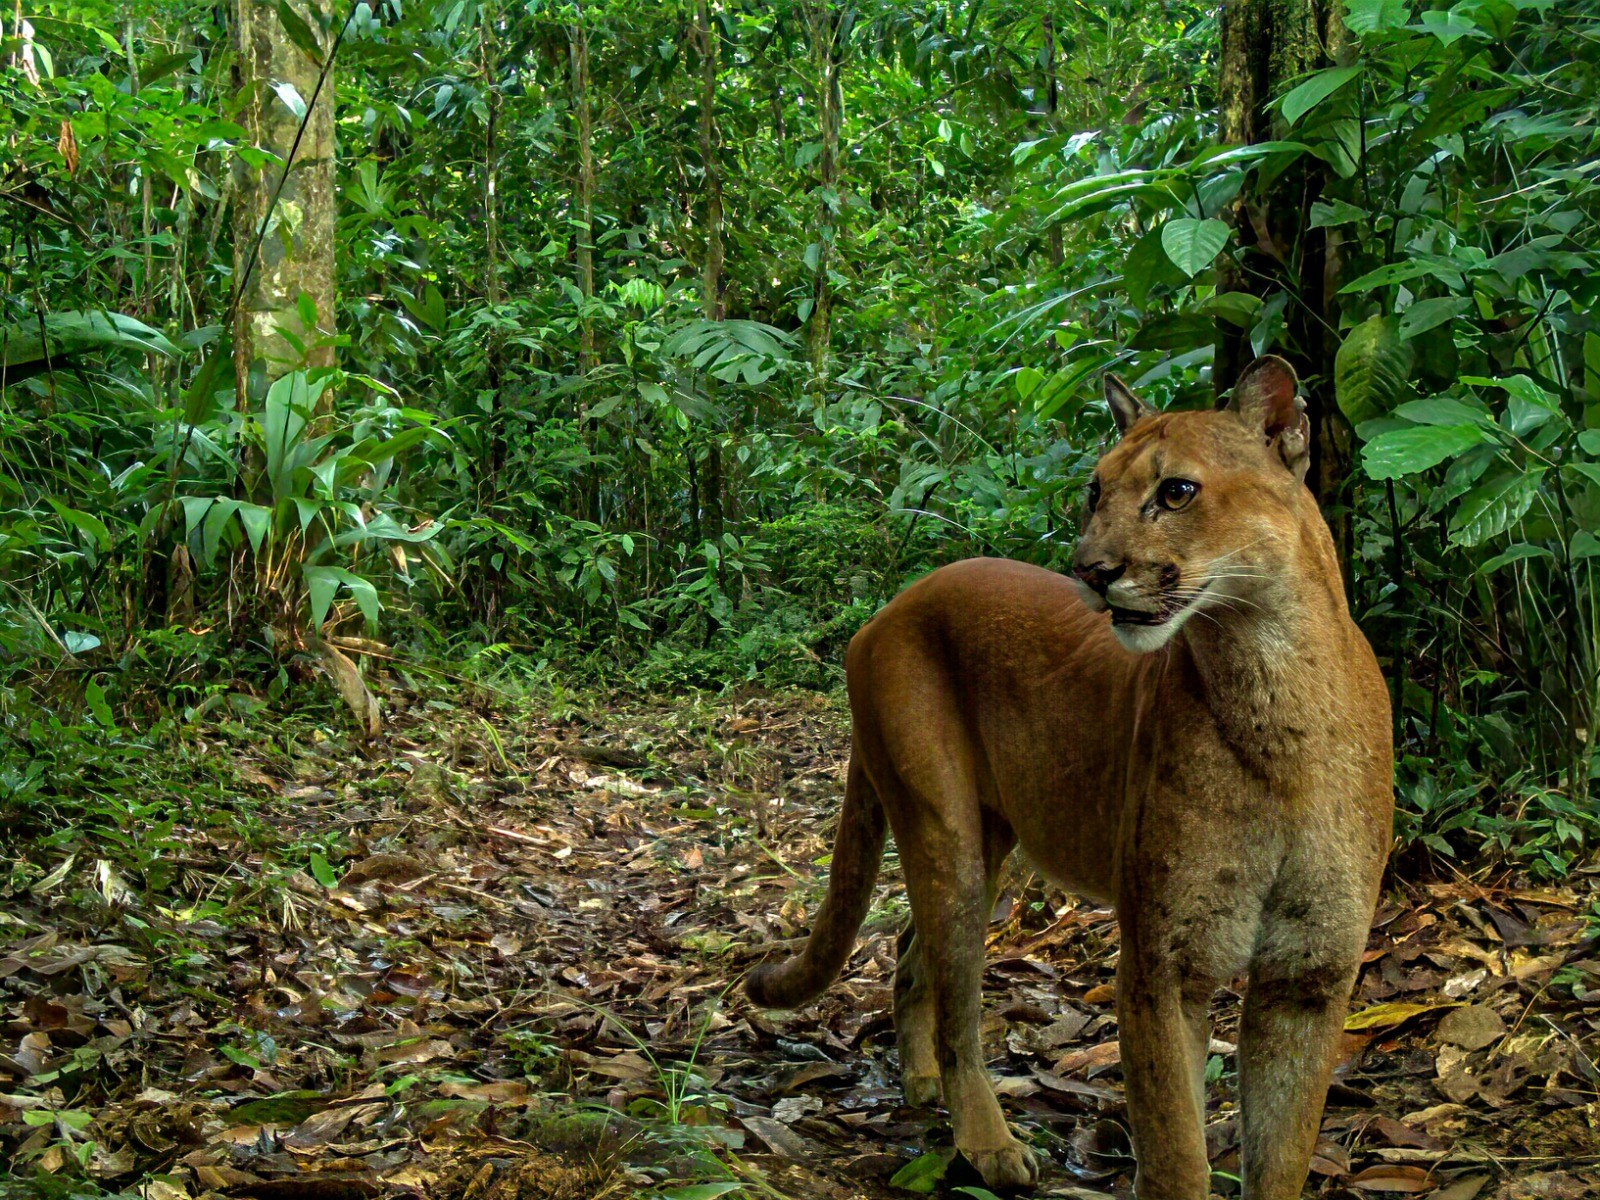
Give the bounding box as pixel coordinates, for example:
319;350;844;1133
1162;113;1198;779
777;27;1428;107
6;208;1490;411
4;676;1600;1200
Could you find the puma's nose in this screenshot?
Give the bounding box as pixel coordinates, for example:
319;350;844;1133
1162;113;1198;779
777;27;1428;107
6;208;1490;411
1073;560;1126;595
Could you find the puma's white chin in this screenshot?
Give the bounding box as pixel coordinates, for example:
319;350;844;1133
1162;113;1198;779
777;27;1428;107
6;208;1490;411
1111;616;1186;654
1109;585;1212;654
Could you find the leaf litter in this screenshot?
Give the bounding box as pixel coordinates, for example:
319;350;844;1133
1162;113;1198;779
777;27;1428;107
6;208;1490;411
3;680;1599;1199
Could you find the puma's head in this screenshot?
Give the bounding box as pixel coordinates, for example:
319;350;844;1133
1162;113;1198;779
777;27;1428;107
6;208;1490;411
1072;356;1314;653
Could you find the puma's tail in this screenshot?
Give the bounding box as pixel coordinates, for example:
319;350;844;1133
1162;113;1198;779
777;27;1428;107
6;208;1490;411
746;756;888;1009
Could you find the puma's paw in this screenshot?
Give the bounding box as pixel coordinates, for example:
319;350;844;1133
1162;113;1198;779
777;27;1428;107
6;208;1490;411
901;1073;941;1107
960;1140;1039;1192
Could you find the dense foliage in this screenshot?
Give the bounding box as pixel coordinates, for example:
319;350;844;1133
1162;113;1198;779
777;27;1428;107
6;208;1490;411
3;0;1599;877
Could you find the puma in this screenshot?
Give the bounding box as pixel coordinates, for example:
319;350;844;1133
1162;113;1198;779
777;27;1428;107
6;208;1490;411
746;357;1392;1197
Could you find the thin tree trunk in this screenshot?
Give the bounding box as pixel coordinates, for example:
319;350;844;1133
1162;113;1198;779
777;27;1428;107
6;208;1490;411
698;0;726;572
804;0;840;407
230;0;337;403
1215;0;1351;587
1042;13;1063;269
569;15;600;524
478;0;507;631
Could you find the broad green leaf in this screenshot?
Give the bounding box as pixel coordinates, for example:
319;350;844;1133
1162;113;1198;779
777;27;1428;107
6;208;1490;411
1399;296;1470;340
660;1186;745;1200
890;1150;953;1192
1361;425;1486;480
308;852;337;888
1392;397;1491;427
1310;199;1369;228
1572;531;1600;561
271;81;307;120
1448;470;1545;547
1416;9;1479;45
1336;316;1414;424
274;0;324;64
84;678;115;728
1578;429;1600;457
0;310;178;376
1344;0;1411;35
1013;367;1044;401
1478;544;1553;573
1280;65;1361;127
237;503;272;556
1339;260;1462;295
303;564;341;632
1160;218;1230;277
47;500;112;551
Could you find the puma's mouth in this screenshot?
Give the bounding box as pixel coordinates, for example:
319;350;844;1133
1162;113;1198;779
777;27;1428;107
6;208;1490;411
1108;582;1211;628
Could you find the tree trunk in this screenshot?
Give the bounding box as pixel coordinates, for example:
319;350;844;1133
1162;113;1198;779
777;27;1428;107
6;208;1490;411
569;16;600;525
1042;13;1063;269
1215;0;1352;587
697;0;726;572
803;0;840;406
231;0;337;404
478;0;507;632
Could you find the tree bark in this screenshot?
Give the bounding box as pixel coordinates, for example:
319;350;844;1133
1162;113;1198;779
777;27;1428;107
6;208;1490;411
1215;0;1352;585
569;14;600;524
231;0;337;403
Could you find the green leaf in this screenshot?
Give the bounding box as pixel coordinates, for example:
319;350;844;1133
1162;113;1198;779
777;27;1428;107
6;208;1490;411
1572;531;1600;561
1309;199;1369;228
84;678;115;729
1448;470;1545;548
308;852;337;888
1339;260;1460;295
1160;218;1230;277
1013;367;1044;401
1344;0;1411;34
1336;316;1414;424
659;1186;745;1200
274;0;324;64
1279;65;1361;127
1478;543;1553;573
890;1150;953;1192
237;504;272;556
271;81;307;120
1392;397;1491;427
303;564;341;633
1361;424;1487;480
1578;429;1600;457
1399;296;1471;341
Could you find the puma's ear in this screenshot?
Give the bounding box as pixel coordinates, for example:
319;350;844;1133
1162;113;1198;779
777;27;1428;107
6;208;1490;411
1228;355;1311;479
1104;373;1155;436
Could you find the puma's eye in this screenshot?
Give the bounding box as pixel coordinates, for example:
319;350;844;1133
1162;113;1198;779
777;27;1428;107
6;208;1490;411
1157;478;1199;510
1086;477;1102;513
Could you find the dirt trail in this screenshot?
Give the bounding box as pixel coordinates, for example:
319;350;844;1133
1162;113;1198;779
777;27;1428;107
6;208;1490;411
4;684;1598;1199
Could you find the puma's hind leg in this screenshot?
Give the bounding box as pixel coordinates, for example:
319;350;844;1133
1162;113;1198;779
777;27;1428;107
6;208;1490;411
893;801;1032;1188
893;922;941;1106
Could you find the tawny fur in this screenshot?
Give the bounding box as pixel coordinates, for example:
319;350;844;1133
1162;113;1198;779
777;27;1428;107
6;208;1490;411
746;357;1392;1197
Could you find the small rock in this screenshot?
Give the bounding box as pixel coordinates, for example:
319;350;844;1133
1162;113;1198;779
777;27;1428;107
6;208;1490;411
1437;1003;1504;1050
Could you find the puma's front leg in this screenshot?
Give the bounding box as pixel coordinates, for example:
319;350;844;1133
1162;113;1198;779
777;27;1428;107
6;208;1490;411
1117;941;1214;1200
1238;953;1360;1199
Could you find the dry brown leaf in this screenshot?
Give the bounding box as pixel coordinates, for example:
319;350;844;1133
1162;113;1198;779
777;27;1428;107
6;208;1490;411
1349;1164;1435;1192
318;642;382;739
